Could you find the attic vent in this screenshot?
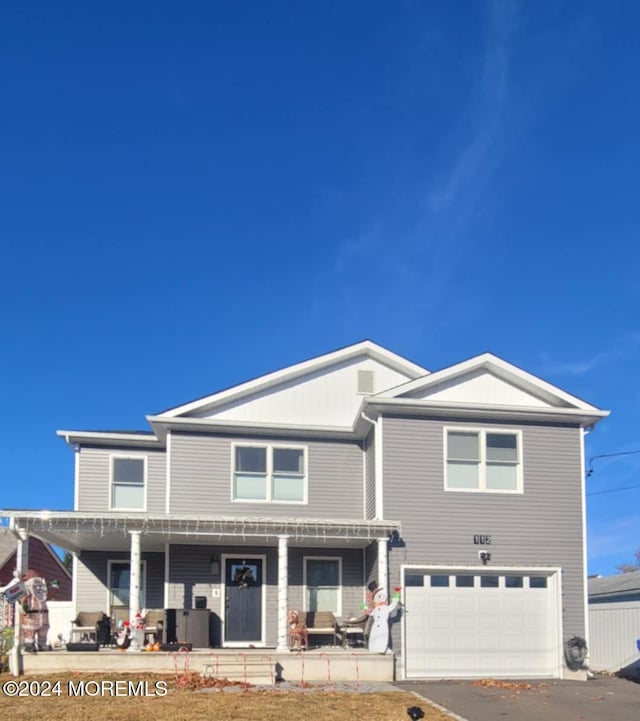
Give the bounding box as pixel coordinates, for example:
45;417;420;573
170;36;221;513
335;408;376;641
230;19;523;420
358;370;375;395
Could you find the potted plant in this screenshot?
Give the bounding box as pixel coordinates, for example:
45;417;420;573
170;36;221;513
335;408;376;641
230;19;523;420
0;627;14;674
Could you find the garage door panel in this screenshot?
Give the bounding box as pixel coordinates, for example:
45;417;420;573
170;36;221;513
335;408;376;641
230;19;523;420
404;569;559;679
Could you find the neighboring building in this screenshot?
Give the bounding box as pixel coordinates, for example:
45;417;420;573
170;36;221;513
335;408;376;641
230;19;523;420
1;340;609;679
0;529;72;628
589;573;640;604
588;573;640;675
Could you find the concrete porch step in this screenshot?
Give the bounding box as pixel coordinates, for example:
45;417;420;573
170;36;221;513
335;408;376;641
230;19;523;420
16;648;395;684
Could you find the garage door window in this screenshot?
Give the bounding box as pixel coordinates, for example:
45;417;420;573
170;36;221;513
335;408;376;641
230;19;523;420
529;577;548;588
405;574;425;587
480;575;499;588
429;575;449;587
455;575;474;587
505;575;524;588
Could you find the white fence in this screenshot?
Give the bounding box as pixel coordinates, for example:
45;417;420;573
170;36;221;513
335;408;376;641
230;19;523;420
46;601;75;647
588;601;640;672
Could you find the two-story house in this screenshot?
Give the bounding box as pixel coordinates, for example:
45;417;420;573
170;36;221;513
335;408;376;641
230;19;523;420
2;340;608;679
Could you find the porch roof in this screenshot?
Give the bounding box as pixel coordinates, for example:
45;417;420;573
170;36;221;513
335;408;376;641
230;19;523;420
0;511;401;553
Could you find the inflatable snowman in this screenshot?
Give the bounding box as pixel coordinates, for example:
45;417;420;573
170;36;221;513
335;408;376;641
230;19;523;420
366;587;400;654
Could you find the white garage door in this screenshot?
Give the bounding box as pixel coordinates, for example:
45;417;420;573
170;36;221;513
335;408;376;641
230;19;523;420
404;568;561;679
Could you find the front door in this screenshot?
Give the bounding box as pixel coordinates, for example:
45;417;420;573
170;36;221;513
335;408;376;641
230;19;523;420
224;558;263;644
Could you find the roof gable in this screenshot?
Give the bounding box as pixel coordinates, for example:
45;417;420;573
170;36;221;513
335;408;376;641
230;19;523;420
375;353;602;412
153;341;429;429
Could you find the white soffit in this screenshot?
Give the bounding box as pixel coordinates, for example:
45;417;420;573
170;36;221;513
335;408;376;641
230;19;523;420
156;341;429;427
375;353;604;412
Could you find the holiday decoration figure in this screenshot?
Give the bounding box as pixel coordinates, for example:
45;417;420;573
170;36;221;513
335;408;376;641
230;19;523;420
20;569;49;651
116;612;145;651
116;620;132;651
287;609;308;651
365;586;401;654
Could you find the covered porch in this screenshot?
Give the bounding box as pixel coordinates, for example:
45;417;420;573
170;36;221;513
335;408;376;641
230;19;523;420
2;511;401;673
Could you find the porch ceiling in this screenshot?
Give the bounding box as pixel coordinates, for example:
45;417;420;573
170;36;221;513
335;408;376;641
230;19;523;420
0;511;401;553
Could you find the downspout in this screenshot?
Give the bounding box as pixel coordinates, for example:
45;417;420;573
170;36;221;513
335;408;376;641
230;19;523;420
580;425;591;675
361;411;383;520
61;433;80;511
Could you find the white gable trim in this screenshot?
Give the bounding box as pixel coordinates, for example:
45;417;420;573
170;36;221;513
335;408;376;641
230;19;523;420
157;340;428;419
374;353;603;412
363;397;609;427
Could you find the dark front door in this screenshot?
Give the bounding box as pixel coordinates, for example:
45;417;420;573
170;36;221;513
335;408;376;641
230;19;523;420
224;559;263;643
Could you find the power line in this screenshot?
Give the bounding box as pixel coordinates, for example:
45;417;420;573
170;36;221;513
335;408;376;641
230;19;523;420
587;483;640;496
587;449;640;477
586;448;640;495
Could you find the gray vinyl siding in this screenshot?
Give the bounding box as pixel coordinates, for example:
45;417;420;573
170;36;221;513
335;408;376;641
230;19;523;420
169;432;363;518
167;545;366;646
77;446;166;514
364;430;376;520
168;544;277;646
382;415;586;653
75;550;164;613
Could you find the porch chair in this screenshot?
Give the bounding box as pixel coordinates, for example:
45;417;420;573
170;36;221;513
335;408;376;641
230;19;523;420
70;611;106;643
340;613;368;648
143;609;165;644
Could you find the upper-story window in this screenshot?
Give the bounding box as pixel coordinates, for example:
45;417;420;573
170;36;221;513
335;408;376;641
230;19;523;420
445;428;522;493
233;444;307;503
110;456;146;510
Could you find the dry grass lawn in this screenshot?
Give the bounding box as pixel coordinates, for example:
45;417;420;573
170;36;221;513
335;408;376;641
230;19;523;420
0;672;451;721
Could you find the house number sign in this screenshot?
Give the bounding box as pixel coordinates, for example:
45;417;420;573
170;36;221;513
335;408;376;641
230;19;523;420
473;535;492;545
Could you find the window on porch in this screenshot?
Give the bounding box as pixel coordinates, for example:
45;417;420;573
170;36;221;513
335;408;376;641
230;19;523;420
304;557;341;615
108;560;146;613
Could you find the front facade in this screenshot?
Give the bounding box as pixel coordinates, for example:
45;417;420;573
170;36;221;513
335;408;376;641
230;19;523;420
2;340;608;678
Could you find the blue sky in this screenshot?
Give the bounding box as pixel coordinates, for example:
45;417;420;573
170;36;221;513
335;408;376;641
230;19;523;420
1;1;638;576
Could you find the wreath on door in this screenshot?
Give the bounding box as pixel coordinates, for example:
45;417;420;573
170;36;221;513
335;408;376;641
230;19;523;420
233;566;255;590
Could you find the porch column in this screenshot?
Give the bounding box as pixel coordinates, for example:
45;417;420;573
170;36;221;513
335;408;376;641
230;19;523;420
377;537;389;598
128;531;141;619
11;527;28;676
276;535;289;651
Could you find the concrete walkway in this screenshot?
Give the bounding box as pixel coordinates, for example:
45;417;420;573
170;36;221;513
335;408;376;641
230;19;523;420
395;676;640;721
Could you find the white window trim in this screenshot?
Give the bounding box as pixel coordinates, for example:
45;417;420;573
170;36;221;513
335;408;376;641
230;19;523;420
109;454;148;511
230;442;308;504
443;426;523;494
106;559;148;612
303;555;342;617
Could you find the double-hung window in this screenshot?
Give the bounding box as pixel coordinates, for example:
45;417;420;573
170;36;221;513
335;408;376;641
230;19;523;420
233;445;306;502
110;457;146;510
445;428;522;493
304;557;341;615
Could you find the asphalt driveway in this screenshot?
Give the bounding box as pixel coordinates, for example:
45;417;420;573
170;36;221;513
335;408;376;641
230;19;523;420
395;676;640;721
